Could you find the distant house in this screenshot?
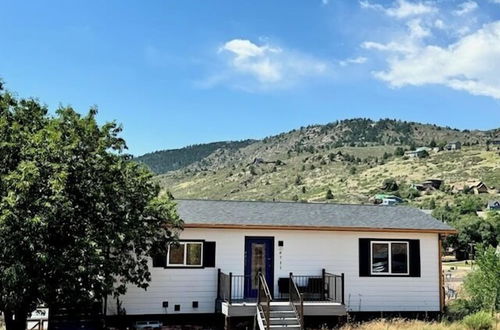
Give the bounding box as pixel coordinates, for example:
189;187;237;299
405;148;428;158
487;200;500;210
405;151;420;158
372;194;404;204
416;147;431;153
381;198;399;205
445;141;461;151
412;179;443;192
489;138;500;150
472;181;489;194
452;181;489;194
411;183;426;191
423;179;443;190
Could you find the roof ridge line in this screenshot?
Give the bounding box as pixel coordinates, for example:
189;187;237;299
175;198;416;208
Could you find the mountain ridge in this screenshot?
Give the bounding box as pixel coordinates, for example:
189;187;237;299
136;118;498;175
135;118;499;205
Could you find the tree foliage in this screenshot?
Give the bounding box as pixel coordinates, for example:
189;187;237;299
381;178;399;191
0;84;182;329
463;245;500;313
394;147;405;156
325;189;334;200
435;196;499;259
135;140;254;174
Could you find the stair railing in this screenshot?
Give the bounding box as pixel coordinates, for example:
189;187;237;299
257;271;272;330
289;272;304;329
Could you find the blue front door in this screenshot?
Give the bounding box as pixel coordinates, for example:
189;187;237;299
244;237;274;299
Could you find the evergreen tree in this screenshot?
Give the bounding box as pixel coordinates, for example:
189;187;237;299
325;189;334;200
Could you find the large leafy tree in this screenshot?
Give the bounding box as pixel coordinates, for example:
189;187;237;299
0;83;183;330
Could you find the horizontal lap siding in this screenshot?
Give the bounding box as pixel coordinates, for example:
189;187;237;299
114;268;217;315
114;229;439;315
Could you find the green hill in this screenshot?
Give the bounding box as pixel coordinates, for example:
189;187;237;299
135;140;254;174
135;118;499;204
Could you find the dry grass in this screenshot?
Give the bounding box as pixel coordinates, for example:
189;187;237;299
338;315;500;330
158;146;500;204
340;318;465;330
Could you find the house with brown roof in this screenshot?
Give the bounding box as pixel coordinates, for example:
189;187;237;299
452;181;489;194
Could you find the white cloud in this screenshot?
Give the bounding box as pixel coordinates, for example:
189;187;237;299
362;16;431;54
434;19;445;29
339;56;367;66
368;21;500;99
407;18;431;38
322;0;329;5
362;40;417;54
209;39;330;90
219;39;282;82
360;0;437;19
457;26;472;36
491;0;500;4
453;1;478;16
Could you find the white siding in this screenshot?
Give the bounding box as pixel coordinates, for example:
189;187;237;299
112;229;440;315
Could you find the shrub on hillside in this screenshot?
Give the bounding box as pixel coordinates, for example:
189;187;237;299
395;147;405;156
326;189;334;200
381;178;399;191
445;299;476;321
405;188;421;200
462;311;493;330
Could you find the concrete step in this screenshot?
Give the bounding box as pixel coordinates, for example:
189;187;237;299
269;305;294;311
268;325;301;329
268;318;300;326
267;312;296;319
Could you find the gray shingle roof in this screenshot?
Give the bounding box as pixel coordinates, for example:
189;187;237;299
176;199;454;232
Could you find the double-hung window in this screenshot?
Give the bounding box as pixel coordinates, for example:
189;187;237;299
371;241;409;275
167;242;203;267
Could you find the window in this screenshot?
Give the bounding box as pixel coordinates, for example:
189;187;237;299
167;242;203;267
371;241;409;275
359;238;420;277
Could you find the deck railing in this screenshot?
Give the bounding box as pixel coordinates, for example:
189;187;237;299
217;270;253;303
291;274;325;301
217;269;345;305
257;272;272;330
324;271;345;304
217;270;231;303
289;273;304;329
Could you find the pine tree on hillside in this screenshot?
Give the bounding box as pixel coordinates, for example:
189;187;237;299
326;189;334;200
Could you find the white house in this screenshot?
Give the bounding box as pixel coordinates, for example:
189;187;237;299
107;200;455;329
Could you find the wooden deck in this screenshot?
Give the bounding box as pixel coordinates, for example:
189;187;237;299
221;301;347;317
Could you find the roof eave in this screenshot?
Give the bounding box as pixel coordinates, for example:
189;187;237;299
184;223;457;234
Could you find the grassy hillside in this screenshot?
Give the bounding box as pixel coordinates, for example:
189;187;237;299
138;119;496;174
135;118;499;204
156;146;500;204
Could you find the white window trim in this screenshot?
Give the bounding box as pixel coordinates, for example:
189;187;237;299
167;241;204;267
370;241;409;276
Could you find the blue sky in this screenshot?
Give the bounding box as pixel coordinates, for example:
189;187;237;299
1;0;499;155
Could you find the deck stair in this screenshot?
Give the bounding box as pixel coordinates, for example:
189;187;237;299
257;302;300;329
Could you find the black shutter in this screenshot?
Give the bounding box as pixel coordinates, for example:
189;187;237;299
359;239;371;276
409;239;421;277
152;254;167;268
203;241;216;268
